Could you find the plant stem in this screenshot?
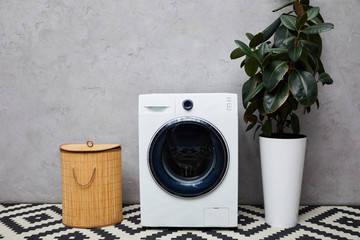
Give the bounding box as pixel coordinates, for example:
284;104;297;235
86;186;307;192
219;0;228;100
289;29;302;74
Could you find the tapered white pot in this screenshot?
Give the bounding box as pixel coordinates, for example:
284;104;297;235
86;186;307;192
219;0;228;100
259;134;307;228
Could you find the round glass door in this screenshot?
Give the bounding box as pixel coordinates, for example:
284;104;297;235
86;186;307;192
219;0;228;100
148;118;229;197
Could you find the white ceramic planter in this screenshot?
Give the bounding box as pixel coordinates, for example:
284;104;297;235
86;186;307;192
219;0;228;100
259;134;307;228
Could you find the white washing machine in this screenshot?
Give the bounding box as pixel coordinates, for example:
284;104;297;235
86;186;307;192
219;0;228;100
138;93;238;227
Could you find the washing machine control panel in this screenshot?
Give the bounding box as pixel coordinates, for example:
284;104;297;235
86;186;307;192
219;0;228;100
139;94;238;116
227;97;232;111
182;99;193;110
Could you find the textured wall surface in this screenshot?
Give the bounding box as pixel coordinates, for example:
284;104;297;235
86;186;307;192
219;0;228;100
0;0;359;204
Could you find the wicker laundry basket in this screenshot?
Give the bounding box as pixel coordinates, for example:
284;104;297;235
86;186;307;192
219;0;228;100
60;140;122;228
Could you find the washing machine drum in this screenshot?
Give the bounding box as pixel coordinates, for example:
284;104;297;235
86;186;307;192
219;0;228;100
148;118;229;197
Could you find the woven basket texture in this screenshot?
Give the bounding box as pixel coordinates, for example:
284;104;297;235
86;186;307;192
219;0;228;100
60;148;122;228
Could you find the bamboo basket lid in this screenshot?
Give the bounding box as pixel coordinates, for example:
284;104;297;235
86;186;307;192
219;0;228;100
60;140;121;152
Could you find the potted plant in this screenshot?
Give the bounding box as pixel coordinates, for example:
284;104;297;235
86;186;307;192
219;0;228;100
231;0;334;228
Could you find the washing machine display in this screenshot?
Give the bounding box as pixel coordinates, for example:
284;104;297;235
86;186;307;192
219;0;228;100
148;118;228;197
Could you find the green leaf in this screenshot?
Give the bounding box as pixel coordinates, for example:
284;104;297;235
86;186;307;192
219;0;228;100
243;82;264;108
257;100;266;116
230;48;245;59
235;40;261;65
262;61;289;91
261;53;272;67
253;125;261;139
263;119;272;137
289;94;299;110
271;53;291;62
273;0;296;12
274;25;293;48
279;101;290;121
280;15;298;31
245;58;258;77
307;33;322;57
306;7;320;21
298;13;308;27
246;114;258;123
244;100;257;116
249;33;264;48
299;47;324;73
246;122;257;132
240;59;246;68
302;23;334;34
300;41;319;54
298;50;314;73
266;48;288;54
263;82;289;113
289;69;318;106
289;45;303;62
242;77;258;108
244;100;258;123
283;36;296;45
291;113;300;134
262;17;281;41
309;17;323;25
257;42;270;60
246;33;254;41
317;12;325;23
318;72;334;85
316;56;325;73
298;50;309;66
307;53;319;74
301;0;309;6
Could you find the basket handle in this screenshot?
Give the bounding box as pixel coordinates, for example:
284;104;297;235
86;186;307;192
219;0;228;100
87;140;94;147
72;167;96;187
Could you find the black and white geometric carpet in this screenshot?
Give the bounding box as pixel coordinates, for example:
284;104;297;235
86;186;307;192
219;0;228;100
0;204;359;240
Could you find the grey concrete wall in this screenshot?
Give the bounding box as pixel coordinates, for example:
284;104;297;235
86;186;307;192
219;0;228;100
0;0;359;204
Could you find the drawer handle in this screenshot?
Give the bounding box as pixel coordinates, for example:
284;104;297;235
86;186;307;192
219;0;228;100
72;167;96;187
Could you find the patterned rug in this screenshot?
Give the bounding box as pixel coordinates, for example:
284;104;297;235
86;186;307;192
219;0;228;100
0;204;359;240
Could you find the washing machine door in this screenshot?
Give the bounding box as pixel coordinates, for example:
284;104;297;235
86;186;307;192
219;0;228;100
148;117;229;197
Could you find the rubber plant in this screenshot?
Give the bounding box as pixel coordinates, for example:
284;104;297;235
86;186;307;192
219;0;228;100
231;0;334;137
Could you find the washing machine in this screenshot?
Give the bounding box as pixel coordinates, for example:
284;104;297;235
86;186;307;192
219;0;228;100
138;93;238;227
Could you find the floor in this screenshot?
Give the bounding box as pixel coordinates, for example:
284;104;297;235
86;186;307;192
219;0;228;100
0;204;359;240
